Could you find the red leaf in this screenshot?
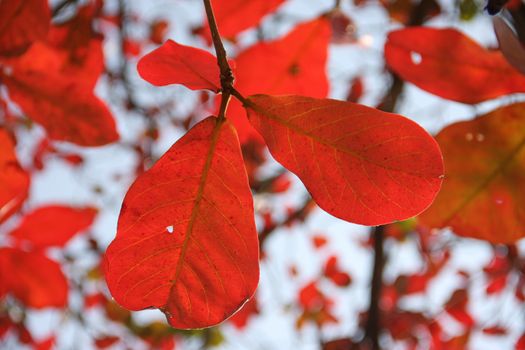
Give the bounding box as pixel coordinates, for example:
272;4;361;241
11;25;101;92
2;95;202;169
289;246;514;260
0;248;68;308
149;20;169;45
104;117;259;329
45;4;105;88
385;27;525;104
486;274;508;295
516;333;525;350
137;40;221;92
226;18;331;143
482;326;507;336
229;296;259;329
0;0;50;56
243;94;443;225
200;0;285;42
312;234;328;249
9;206;97;248
298;281;325;310
0;128;29;223
419;103;525;243
1;53;119;146
324;256;351;287
94;336;120;349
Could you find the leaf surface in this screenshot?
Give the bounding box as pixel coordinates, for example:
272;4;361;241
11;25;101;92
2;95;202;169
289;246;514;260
10;206;97;248
226;18;331;143
0;128;29;223
1;55;119;146
0;0;50;56
244;94;443;225
138;40;221;92
419;103;525;243
385;27;525;104
0;247;68;308
104;116;259;329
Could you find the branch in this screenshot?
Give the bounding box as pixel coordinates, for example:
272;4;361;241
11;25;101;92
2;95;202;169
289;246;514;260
363;0;437;347
202;0;234;120
364;225;385;350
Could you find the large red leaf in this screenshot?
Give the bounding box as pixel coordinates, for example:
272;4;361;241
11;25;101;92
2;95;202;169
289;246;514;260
9;206;97;248
200;0;285;42
227;18;331;143
385;27;525;104
0;0;50;56
0;128;29;223
243;94;443;225
419;103;525;243
1;55;119;146
137;40;221;92
104;116;259;329
0;248;68;308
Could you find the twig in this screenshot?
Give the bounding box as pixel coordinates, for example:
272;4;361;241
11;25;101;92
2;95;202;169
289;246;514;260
202;0;234;120
258;197;314;250
364;225;385;350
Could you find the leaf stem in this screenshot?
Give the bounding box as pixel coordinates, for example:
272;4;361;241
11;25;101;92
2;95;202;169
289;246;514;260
202;0;234;120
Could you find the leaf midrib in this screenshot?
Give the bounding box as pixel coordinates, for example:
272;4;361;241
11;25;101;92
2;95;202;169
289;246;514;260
168;118;224;297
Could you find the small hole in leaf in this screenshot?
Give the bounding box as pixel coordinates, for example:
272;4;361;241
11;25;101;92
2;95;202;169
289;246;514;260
410;51;422;65
166;225;174;234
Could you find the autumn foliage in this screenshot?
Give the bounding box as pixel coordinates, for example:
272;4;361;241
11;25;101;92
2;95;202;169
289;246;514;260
2;0;525;349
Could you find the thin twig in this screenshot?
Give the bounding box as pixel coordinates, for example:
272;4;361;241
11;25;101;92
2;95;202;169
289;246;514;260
202;0;234;120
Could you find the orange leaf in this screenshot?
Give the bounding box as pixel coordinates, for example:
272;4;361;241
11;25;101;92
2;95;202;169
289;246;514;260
243;94;443;225
0;128;29;223
9;206;97;248
1;56;119;146
227;18;331;143
0;0;50;56
385;27;525;104
104;117;259;329
0;248;68;308
138;40;221;92
419;103;525;243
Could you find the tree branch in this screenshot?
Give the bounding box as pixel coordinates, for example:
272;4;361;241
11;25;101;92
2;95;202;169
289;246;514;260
364;225;385;350
202;0;234;120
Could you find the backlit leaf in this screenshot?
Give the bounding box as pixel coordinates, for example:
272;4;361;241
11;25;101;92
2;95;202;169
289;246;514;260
0;0;50;56
385;27;525;104
0;248;68;308
138;40;221;92
243;94;443;225
104;117;259;329
1;55;119;146
9;206;97;248
419;103;525;243
0;128;29;223
227;18;331;143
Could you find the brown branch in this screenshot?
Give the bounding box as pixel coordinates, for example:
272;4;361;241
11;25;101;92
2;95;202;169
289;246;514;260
363;0;437;347
364;225;385;350
202;0;234;120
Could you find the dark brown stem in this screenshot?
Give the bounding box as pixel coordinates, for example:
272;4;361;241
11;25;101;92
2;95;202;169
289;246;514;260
365;225;385;350
202;0;234;99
